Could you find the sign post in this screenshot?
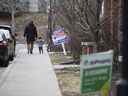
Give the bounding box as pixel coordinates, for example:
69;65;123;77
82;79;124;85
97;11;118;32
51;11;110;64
80;50;113;96
52;27;68;55
61;42;67;55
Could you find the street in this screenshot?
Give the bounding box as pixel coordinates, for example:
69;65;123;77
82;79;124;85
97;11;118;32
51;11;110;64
0;44;62;96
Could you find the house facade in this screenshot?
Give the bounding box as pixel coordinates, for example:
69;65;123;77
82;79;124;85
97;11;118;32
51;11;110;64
102;0;121;50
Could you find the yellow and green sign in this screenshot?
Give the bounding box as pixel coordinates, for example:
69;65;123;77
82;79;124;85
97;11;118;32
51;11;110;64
80;50;113;96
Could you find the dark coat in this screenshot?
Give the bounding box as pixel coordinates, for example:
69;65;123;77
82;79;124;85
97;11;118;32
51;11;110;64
24;22;37;42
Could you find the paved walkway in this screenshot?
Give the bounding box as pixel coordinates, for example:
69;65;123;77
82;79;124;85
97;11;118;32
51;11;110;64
0;44;62;96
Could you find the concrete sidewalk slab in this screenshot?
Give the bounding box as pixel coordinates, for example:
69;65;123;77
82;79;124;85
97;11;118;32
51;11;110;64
0;44;62;96
54;65;80;70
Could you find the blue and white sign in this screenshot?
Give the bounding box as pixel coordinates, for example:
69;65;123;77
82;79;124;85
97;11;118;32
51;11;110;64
52;27;67;45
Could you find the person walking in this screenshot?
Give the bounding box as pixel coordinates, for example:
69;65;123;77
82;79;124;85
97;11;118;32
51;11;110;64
24;21;37;54
37;37;44;54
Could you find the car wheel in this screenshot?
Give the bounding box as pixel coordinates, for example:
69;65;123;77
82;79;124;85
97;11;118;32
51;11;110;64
2;59;9;67
2;49;9;67
9;55;14;61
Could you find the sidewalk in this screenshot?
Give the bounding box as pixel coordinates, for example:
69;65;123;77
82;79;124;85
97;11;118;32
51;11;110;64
0;44;62;96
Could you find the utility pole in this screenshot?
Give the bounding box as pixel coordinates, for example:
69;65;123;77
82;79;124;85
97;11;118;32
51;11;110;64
11;6;15;32
96;0;102;51
48;0;53;51
53;0;56;30
10;0;15;33
49;0;52;34
117;0;128;96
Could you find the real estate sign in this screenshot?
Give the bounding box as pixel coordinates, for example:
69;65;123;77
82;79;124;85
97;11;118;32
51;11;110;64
52;27;67;45
80;50;113;96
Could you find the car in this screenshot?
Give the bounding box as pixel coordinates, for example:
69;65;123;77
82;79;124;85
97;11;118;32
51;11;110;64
0;25;16;67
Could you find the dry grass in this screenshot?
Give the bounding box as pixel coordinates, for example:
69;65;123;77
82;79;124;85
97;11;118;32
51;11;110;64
56;71;80;96
49;52;73;65
15;13;48;41
49;52;80;96
16;13;48;28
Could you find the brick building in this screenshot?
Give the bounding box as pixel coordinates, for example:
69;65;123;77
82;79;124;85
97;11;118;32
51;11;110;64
102;0;121;50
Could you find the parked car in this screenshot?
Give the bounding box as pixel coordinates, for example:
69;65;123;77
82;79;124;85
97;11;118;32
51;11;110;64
0;25;16;67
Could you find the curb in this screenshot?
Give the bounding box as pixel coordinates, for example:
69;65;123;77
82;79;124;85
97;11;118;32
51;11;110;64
0;62;15;88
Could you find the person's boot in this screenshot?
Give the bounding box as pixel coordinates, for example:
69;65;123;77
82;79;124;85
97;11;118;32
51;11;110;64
30;51;33;54
30;47;33;54
28;49;30;54
30;49;33;54
39;50;41;54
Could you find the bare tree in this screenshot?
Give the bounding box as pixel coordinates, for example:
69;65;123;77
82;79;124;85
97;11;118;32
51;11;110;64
55;0;121;68
0;0;28;32
55;0;103;59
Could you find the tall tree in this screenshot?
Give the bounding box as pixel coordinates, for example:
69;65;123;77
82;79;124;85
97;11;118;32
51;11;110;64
0;0;28;31
55;0;103;59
